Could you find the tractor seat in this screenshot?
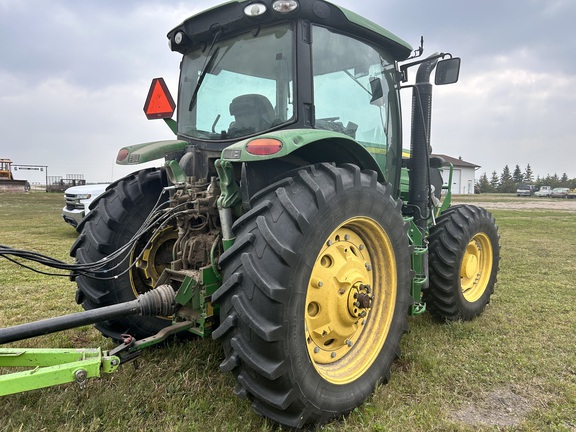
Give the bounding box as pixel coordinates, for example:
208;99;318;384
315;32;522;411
229;94;275;136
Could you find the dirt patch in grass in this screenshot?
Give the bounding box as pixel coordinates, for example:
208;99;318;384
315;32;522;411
450;385;543;427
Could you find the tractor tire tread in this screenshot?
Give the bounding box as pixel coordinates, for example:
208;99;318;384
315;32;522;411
214;163;411;428
426;204;500;321
70;168;170;340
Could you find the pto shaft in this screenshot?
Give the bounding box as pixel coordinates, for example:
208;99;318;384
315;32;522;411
0;285;175;345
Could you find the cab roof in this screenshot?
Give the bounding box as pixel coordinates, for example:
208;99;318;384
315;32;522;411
168;0;413;60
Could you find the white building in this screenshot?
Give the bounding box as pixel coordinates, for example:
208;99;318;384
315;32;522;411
433;154;480;195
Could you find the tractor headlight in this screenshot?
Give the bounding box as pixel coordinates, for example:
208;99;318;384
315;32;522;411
244;3;267;17
170;31;190;51
272;0;299;13
174;32;185;45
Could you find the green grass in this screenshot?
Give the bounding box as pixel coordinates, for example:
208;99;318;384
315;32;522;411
1;192;575;431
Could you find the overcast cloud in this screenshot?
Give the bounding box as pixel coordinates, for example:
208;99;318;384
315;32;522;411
1;0;574;183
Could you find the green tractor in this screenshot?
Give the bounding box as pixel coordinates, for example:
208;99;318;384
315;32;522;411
0;0;499;428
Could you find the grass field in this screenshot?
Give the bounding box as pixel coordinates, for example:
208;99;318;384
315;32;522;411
0;192;575;431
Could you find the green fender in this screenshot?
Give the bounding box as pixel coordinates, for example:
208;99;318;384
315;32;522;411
116;118;181;165
116;139;188;165
220;129;386;181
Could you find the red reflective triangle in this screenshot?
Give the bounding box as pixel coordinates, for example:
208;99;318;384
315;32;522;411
143;78;176;120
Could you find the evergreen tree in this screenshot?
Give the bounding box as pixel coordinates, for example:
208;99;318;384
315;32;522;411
499;165;516;193
477;172;492;193
512;164;524;184
500;165;511;183
524;164;533;183
490;171;499;190
561;173;569;186
535;175;542;187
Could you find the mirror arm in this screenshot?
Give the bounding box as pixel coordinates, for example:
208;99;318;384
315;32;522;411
399;52;452;83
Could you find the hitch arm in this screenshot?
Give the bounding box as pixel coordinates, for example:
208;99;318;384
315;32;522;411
0;284;200;397
0;347;120;396
0;321;194;397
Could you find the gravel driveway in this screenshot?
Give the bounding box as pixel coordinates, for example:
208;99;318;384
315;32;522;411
452;198;576;212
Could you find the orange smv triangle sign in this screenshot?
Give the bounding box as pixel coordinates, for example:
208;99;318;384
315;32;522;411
143;77;176;120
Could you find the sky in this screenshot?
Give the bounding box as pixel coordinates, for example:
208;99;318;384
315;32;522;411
1;0;574;184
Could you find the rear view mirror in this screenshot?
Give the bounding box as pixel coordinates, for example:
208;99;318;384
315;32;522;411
369;77;385;106
435;57;461;85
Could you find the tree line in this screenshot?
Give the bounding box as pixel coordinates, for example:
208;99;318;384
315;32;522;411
476;164;576;193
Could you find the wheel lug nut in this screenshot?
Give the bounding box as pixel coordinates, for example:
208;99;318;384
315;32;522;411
311;278;323;288
331;352;337;358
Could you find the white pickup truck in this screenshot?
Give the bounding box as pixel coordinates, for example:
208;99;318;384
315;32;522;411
62;183;109;228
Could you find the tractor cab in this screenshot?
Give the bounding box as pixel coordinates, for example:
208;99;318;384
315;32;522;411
131;0;459;203
174;17;404;142
160;0;415;188
0;159;14;180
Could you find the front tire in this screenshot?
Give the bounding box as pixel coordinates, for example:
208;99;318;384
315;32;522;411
212;163;411;428
426;204;500;321
71;168;174;340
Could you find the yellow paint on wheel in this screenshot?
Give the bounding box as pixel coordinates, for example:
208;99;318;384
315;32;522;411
130;226;178;297
305;217;397;385
460;232;493;302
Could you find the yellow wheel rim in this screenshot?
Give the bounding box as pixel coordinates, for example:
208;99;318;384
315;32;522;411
460;232;493;302
305;217;397;385
130;226;178;297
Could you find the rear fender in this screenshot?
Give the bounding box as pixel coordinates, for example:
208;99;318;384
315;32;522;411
220;129;385;181
116;139;188;166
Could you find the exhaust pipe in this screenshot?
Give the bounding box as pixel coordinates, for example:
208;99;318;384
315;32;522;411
408;54;439;231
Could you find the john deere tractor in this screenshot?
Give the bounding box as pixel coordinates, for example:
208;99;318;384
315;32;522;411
0;0;499;428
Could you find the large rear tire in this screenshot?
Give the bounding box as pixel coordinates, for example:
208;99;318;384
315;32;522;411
426;204;500;321
212;163;411;428
71;168;174;340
